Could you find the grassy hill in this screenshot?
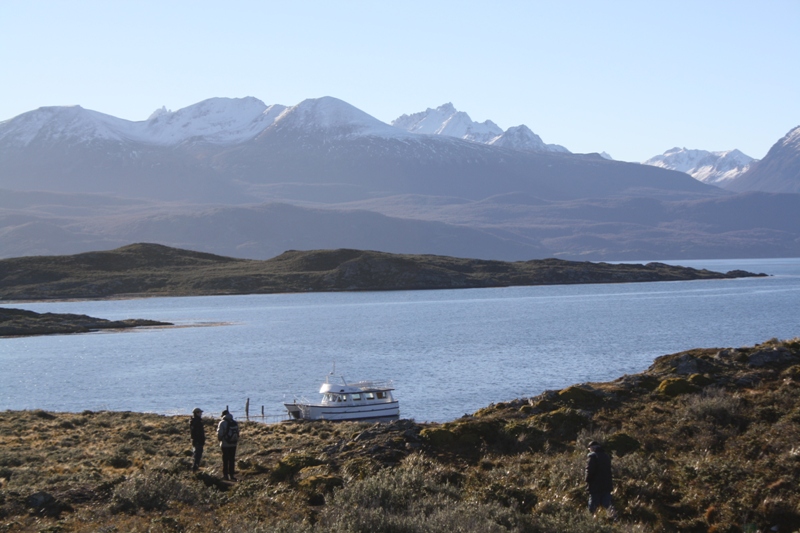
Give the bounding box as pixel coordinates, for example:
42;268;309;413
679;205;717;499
0;243;764;301
1;338;798;532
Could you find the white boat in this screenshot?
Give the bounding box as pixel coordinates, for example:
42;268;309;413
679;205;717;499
285;373;399;421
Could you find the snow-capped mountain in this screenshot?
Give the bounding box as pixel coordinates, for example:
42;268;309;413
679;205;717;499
139;97;286;144
0;96;718;206
392;102;503;143
0;105;136;146
0;96;416;149
0;97;569;153
643;148;754;187
727;126;800;193
0;97;286;147
266;96;414;139
392;103;569;153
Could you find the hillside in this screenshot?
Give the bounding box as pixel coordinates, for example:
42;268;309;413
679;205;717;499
1;337;799;532
0;243;764;301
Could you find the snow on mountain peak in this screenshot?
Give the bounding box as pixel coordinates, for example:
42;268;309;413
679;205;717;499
392;103;501;143
139;96;282;144
780;125;800;148
0;97;289;147
272;96;412;138
0;105;135;145
392;103;569;153
148;106;170;121
1;96;576;151
643;147;755;185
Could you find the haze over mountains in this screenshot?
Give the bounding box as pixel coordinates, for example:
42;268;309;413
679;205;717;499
1;96;799;261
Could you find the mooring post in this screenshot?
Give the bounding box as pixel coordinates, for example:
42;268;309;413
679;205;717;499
261;405;265;420
245;398;250;421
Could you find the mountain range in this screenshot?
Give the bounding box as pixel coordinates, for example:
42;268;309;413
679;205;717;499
0;96;799;261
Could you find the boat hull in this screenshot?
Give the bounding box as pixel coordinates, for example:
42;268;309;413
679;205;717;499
284;401;399;421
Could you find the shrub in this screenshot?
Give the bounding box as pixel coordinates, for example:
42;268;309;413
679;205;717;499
110;470;200;513
682;388;742;427
317;465;534;532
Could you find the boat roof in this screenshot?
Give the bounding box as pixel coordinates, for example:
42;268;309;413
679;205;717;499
319;379;394;394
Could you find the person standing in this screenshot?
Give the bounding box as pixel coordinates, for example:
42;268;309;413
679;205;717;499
189;407;205;471
585;440;615;516
217;410;239;481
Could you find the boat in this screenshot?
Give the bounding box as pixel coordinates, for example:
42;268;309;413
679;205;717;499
284;372;399;421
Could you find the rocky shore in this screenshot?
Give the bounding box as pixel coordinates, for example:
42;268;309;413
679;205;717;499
1;338;799;532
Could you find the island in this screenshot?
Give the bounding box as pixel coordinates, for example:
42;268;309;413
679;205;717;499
0;307;172;337
0;243;766;301
0;337;798;531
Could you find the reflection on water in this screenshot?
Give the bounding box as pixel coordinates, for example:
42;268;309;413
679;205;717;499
1;258;799;423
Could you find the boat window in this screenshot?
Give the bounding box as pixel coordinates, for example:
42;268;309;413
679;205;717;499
352;393;361;401
377;391;386;399
365;392;375;400
338;394;346;402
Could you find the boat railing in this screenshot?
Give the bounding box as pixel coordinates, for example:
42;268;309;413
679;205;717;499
348;379;394;390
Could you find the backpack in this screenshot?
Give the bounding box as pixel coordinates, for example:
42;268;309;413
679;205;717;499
224;420;239;444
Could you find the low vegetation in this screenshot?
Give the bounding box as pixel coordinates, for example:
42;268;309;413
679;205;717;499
2;338;800;532
0;243;764;301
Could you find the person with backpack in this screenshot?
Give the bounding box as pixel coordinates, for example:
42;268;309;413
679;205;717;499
189;407;205;471
217;409;239;481
585;440;616;517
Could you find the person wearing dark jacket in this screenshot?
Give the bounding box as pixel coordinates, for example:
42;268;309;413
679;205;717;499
217;410;239;481
585;440;615;515
189;407;205;471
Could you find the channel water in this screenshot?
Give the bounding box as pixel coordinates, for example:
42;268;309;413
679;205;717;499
1;258;799;423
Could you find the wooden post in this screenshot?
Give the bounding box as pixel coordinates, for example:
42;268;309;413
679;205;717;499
245;398;250;421
261;405;264;420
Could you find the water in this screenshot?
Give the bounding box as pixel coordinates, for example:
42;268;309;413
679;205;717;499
1;258;799;423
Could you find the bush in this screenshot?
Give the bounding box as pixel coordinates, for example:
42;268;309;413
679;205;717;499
110;470;201;513
317;465;533;532
682;388;743;427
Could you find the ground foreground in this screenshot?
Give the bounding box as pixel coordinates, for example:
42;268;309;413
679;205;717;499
2;338;800;532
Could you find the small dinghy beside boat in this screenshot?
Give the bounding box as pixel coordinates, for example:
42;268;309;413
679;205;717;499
284;372;399;421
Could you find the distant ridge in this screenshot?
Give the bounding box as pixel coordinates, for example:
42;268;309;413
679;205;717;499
0;243;764;301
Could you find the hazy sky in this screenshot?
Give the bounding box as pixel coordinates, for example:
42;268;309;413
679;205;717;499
1;0;798;162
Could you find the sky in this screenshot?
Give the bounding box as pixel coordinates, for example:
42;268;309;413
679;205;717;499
1;0;798;162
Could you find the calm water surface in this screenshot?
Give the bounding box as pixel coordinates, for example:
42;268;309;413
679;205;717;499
1;258;799;422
